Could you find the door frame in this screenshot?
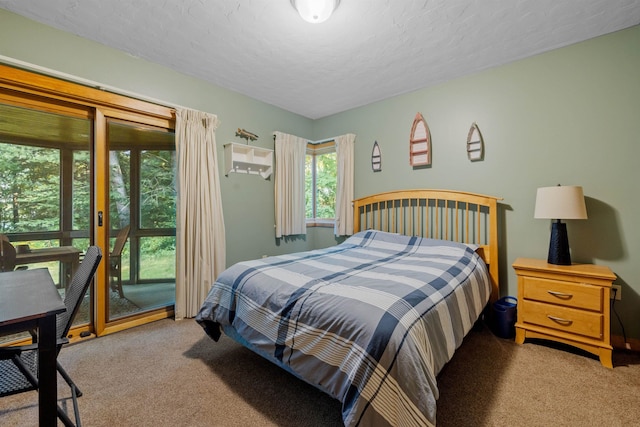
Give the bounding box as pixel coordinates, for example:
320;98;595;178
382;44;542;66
0;64;176;338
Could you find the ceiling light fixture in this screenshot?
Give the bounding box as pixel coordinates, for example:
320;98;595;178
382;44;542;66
291;0;340;24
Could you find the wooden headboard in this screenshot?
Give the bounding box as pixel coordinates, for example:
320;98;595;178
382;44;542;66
353;189;501;302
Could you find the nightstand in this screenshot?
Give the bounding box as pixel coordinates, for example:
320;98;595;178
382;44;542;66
512;258;616;368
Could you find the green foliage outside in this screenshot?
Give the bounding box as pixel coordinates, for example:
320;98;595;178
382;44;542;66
139;236;176;279
139;150;177;235
0;143;176;280
305;152;337;219
0;143;64;236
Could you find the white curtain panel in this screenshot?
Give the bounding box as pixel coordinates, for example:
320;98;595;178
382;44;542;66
274;131;308;238
174;108;226;319
334;133;356;236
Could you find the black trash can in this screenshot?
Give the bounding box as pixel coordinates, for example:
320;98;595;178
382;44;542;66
492;296;517;339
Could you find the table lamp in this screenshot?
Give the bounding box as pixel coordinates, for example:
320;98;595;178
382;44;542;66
534;185;587;265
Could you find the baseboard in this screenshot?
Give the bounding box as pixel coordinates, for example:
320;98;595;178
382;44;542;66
611;335;640;352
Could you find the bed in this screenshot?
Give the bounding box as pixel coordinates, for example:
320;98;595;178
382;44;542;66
196;189;501;426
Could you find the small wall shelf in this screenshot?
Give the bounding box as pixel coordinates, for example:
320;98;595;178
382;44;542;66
466;122;484;162
409;112;431;167
224;142;273;179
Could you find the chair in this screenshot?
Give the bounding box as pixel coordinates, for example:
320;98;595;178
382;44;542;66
0;246;102;427
0;240;17;272
0;240;29;273
109;225;130;298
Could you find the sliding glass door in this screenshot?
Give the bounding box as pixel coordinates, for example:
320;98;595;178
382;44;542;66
107;119;176;321
0;99;93;342
0;64;176;341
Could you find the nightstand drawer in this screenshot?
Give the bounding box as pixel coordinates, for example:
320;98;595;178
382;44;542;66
522;276;603;311
521;300;603;339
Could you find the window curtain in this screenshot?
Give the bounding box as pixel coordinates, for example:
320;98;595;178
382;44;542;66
174;108;226;320
334;133;356;236
274;131;308;238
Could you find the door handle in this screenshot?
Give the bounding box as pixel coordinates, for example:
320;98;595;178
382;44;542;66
98;211;103;227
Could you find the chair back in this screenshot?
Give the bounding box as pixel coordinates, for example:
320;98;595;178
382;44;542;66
111;225;130;257
57;246;102;340
0;240;17;272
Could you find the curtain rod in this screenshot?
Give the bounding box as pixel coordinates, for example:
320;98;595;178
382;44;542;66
272;133;338;144
312;136;337;144
0;54;186;112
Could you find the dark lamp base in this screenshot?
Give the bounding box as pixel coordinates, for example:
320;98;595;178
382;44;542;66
548;221;571;265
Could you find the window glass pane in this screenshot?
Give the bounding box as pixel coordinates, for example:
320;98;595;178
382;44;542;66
107;120;175;321
305;149;337;221
0;144;60;233
139;236;176;280
315;152;337;219
110;149;131;229
140;150;176;229
73;150;91;232
0;101;91;342
71;150;91;326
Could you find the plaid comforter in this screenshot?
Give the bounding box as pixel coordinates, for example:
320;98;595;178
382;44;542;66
196;230;490;426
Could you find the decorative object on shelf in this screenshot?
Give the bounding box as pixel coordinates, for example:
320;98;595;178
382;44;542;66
466;122;484;161
224;142;273;179
371;141;382;172
534;184;588;265
291;0;340;24
409;112;431;167
235;128;258;143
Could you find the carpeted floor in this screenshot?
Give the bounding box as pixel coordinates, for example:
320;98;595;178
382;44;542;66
1;318;639;426
436;330;640;426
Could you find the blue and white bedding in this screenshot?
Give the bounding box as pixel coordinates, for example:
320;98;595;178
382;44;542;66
196;230;491;426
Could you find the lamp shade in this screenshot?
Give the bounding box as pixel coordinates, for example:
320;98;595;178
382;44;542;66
534;185;587;220
291;0;340;23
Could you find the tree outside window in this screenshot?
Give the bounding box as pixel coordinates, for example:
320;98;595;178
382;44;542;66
305;144;336;224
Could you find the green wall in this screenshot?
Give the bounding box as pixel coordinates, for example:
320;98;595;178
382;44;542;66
1;9;638;340
314;25;640;340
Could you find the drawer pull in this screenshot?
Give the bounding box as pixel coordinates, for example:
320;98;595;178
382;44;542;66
547;290;573;299
547;315;573;325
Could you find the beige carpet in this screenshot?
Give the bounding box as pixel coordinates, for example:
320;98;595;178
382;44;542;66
1;318;639;426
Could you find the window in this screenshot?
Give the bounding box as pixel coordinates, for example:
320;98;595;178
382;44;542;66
305;141;336;227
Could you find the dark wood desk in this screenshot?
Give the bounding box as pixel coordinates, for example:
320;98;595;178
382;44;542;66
0;268;67;426
16;246;81;289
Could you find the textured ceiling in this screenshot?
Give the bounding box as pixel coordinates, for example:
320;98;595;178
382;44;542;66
1;0;639;119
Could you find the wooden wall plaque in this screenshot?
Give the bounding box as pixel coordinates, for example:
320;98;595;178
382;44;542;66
409;112;431;166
